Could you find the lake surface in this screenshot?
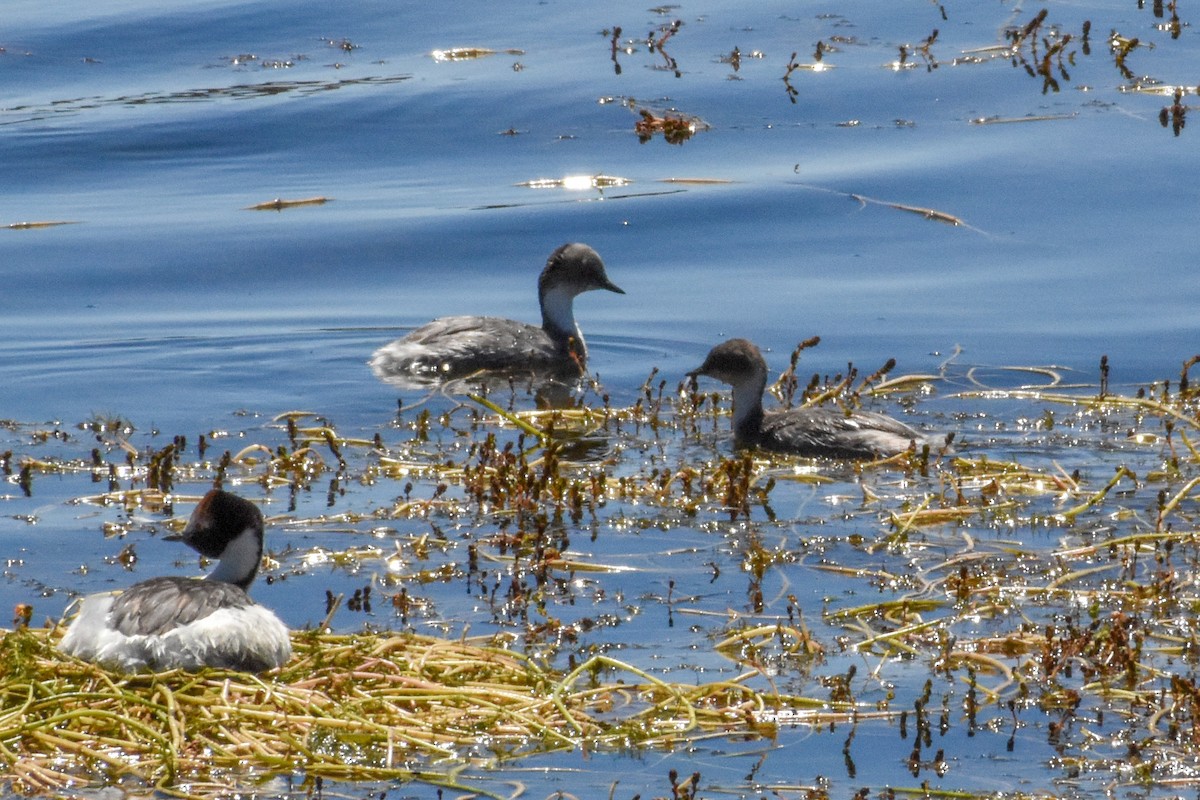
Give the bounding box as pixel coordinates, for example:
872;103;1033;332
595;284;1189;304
3;0;1200;798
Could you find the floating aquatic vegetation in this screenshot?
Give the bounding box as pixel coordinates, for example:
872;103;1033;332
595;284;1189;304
516;174;632;191
1159;86;1189;135
657;177;735;185
8;354;1200;795
895;28;940;72
717;45;764;79
646;18;683;77
430;47;494;61
633;108;706;144
5;220;80;230
848;193;965;226
780;51;831;102
790;180;980;230
0;625;818;798
969;113;1077;124
998;9;1077;92
244;196;332;211
604;18;686;77
430;47;523;63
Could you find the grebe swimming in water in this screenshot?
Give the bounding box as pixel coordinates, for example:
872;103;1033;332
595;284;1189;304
687;338;926;459
59;489;291;673
370;243;624;384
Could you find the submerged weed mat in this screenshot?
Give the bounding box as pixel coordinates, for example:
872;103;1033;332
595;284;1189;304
0;624;819;799
7;355;1200;797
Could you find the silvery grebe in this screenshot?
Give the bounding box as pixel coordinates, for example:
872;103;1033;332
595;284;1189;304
59;489;291;673
369;243;624;383
687;338;925;459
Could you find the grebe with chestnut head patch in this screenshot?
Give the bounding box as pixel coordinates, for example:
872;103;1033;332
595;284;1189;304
59;489;291;673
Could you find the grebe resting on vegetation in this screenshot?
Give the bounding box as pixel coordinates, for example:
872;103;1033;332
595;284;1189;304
688;338;926;459
59;489;291;673
370;243;624;384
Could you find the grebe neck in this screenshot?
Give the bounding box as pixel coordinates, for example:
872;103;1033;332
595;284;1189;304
730;379;767;444
539;285;585;353
205;526;263;590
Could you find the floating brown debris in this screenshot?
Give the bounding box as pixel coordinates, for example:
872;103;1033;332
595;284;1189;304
431;47;495;61
244;196;332;211
657;177;734;185
781;51;832;102
847;192;966;226
5;220;80;230
970;113;1077;124
896;28;940;72
647;18;683;77
1159;86;1188;135
792;180;984;232
430;47;523;62
517;174;632;190
634;108;706;144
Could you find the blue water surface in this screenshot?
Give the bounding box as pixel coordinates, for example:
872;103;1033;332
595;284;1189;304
3;0;1199;797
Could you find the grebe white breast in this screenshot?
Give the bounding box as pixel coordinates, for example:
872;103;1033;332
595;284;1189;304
370;243;624;383
59;489;291;673
688;338;926;459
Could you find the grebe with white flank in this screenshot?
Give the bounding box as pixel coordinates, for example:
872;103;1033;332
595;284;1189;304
59;489;291;673
688;338;926;459
370;243;624;383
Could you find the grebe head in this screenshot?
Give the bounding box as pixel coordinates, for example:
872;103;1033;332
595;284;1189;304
538;243;624;338
687;338;769;392
166;489;265;591
688;338;772;443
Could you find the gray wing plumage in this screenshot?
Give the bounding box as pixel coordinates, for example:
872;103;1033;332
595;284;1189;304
109;576;255;637
370;316;576;380
762;407;924;459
